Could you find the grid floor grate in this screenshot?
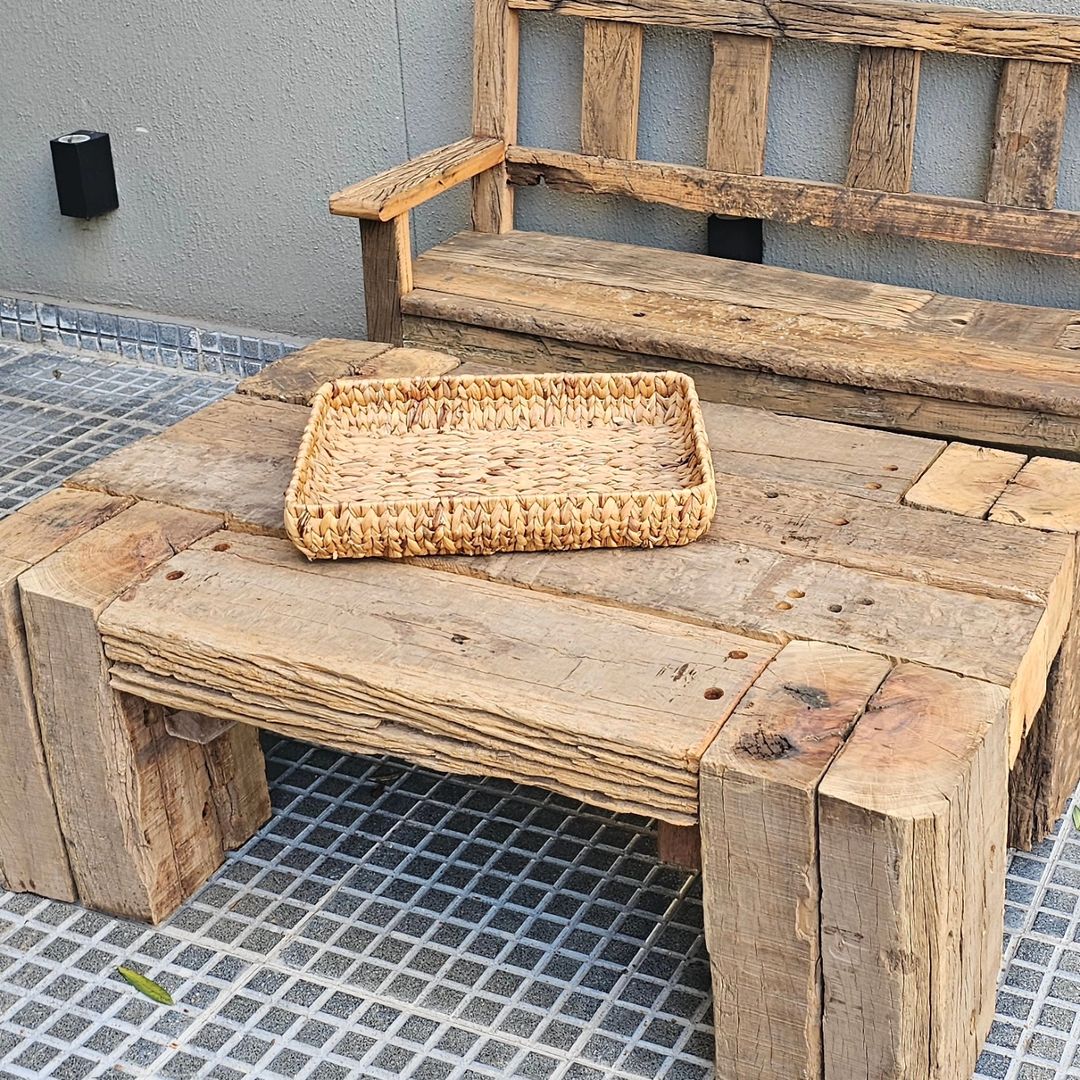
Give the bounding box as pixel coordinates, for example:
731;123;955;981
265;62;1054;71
0;340;1078;1080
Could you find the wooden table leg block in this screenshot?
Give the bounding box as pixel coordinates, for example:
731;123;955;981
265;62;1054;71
0;488;132;899
818;663;1009;1080
18;502;269;922
699;641;891;1080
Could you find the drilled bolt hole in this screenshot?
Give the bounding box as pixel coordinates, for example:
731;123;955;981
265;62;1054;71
703;687;725;700
832;518;850;527
776;601;793;611
213;542;230;552
828;603;843;613
632;311;647;318
859;597;874;606
865;482;882;490
165;570;185;581
884;464;899;472
765;491;779;499
734;557;749;565
787;589;805;599
728;649;748;660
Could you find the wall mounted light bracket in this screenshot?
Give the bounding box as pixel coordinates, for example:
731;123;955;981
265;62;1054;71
50;130;119;219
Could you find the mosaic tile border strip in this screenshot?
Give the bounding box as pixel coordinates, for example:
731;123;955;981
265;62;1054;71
0;297;307;379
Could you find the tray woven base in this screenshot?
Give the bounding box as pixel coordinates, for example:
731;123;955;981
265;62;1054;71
285;370;716;559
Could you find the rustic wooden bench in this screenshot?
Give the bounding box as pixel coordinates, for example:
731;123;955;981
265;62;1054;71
331;0;1080;456
5;339;1080;1079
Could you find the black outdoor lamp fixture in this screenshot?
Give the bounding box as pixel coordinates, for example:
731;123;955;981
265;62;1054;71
50;130;119;219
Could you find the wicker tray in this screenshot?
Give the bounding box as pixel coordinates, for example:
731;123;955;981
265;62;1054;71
284;370;716;559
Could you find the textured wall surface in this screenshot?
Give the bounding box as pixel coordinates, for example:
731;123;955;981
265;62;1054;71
2;0;1078;338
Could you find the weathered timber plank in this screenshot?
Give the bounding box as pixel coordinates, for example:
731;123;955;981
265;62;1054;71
423;230;937;329
509;0;1080;63
707;34;772;174
99;532;777;825
507;146;1080;259
472;0;519;231
237;340;458;405
0;489;132;899
203;723;271;852
66;395;306;535
846;46;921;192
700;641;891;1080
581;19;643;158
406;259;1080;415
414;517;1060;753
62;387;939;530
360;215;413;345
991;457;1080;532
987;60;1070;209
819;663;1009;1079
18;503;236;921
904;442;1027;518
1011;566;1080;849
404;314;1080;454
331;137;506;220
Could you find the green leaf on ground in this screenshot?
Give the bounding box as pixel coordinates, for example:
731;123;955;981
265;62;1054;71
117;966;174;1006
1072;804;1080;833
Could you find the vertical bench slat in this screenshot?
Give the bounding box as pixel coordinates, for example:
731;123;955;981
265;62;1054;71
847;46;922;192
581;19;644;158
472;0;520;232
707;34;773;173
986;59;1070;209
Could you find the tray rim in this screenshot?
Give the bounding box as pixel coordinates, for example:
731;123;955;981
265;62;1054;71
285;369;717;517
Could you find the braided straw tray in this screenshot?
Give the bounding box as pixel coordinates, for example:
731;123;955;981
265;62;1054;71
284;370;716;559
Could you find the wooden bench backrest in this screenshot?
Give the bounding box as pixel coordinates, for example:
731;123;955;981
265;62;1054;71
471;0;1080;259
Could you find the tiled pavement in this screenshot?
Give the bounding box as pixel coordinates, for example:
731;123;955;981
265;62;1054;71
0;331;1078;1079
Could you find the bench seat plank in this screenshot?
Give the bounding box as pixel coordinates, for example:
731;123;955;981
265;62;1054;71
99;531;778;825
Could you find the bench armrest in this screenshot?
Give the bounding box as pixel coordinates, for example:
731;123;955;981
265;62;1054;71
330;137;506;221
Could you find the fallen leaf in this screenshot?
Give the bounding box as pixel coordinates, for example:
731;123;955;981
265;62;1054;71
117;965;174;1006
1072;804;1080;833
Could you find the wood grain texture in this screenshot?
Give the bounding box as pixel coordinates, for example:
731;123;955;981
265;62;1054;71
0;489;134;899
507;146;1080;259
237;340;458;405
904;443;1027;518
510;0;1080;63
991;456;1080;532
408;251;1080;417
18;503;228;921
581;19;643;158
67;395;308;536
472;0;519;232
360;215;413;345
405;314;1080;455
700;641;891;1080
819;663;1009;1080
846;46;921;192
656;822;700;870
100;532;778;825
987;60;1070;209
1010;553;1080;849
707;34;772;174
331;137;506;220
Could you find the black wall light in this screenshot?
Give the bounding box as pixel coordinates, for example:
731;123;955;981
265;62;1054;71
50;130;119;219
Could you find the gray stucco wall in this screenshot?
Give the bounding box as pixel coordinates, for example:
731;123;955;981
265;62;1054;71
2;0;1078;339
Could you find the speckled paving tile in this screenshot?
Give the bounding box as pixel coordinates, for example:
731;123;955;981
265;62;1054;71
0;332;1078;1079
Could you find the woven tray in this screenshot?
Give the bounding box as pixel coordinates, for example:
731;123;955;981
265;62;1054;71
284;370;716;559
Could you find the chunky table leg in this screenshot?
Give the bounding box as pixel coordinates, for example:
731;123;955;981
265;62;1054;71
18;502;269;922
699;641;890;1080
818;663;1009;1079
0;489;131;899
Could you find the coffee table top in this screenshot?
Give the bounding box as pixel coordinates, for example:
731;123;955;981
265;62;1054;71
66;340;1080;823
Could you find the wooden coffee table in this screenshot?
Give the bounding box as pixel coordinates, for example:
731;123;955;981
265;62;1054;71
4;339;1080;1080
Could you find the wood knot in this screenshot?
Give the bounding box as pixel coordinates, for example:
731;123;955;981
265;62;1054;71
735;730;794;760
783;684;831;709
